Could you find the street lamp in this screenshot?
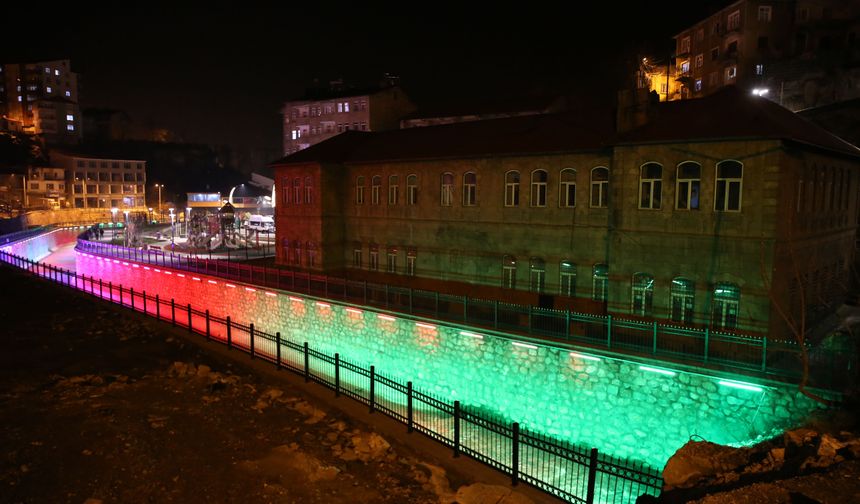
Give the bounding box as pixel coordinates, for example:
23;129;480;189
123;210;130;246
111;207;118;243
154;184;164;222
169;208;175;249
185;207;192;238
148;207;153;224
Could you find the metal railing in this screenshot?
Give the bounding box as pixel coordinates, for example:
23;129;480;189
0;247;663;504
73;238;856;389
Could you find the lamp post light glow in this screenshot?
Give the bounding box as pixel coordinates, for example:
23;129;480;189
185;207;191;238
154;184;164;222
123;210;130;246
111;207;118;244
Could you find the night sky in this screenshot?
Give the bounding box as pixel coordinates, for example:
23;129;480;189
3;2;725;157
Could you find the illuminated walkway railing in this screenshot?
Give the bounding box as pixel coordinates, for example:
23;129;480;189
73;238;855;389
0;246;662;504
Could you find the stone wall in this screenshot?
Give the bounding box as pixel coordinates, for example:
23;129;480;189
67;249;827;470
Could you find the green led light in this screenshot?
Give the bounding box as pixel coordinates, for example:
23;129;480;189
570;352;601;362
718;380;763;392
512;341;538;349
639;365;676;377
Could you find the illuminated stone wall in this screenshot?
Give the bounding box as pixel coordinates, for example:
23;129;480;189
70;250;825;469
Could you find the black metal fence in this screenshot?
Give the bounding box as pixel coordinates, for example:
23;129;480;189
0;245;663;504
72;238;855;389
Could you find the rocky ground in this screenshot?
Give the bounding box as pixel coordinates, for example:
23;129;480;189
0;266;541;504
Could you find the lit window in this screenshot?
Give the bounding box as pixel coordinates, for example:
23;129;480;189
388;175;399;205
502;255;517;289
353;246;362;268
66;114;74;121
559;261;576;296
559;168;576;207
680;61;690;73
755;64;764;75
462;172;476;206
344;102;350;112
695;79;703;91
504;171;520;207
529;257;545;293
638;163;662;209
530;169;547;207
712;283;740;330
54;69;60;76
67;124;75;131
715;160;743;211
725;65;737;82
355;176;365;204
679;36;690;54
671;277;695;323
440;172;454;206
631;273;654;316
46;86;52;93
44;67;50;74
17;95;21;102
695;54;703;68
676;162;701;210
406;174;418;205
727;10;741;30
369;244;379;270
291;130;298;140
292;178;301;204
304;176;313;204
371;175;381;205
386;246;397;273
592;264;608;302
590;167;609;208
758;5;772;22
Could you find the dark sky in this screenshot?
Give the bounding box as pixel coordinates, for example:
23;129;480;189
3;2;725;155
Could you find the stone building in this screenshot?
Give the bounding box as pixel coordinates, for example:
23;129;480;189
270;87;860;338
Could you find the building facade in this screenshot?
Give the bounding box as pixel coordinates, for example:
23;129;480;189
26;166;67;209
271;88;860;340
0;59;80;143
51;151;146;209
281;86;414;156
672;0;860;108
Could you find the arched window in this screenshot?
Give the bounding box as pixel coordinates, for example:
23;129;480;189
502;255;517;289
504;171;520;207
676;162;701;210
592;263;608;301
715;160;743;211
281;177;290;205
306;241;317;267
386;245;398;273
292;239;302;265
671;277;695;323
304;176;313;204
530;257;546;293
371;175;381;205
406;247;417;276
406;174;418;205
531;169;548;207
590;167;609;208
712;282;740;330
441;172;454;206
355;176;365;205
369;243;379;271
292;178;301;205
463;172;476;206
352;242;362;268
559;168;576;208
639;163;662;209
388;175;399;205
559;261;577;296
631;273;654;316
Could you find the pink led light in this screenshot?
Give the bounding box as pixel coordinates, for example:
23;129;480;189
154;269;161;273
192;277;201;281
164;271;172;275
316;301;331;308
143;266;150;270
113;260;119;264
122;262;129;266
416;322;437;330
208;280;217;284
289;296;304;302
245;287;256;292
132;264;139;268
265;292;277;297
345;307;363;315
377;314;396;322
225;283;236;288
177;273;185;278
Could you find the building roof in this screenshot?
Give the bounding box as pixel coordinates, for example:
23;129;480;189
271;87;860;167
401;95;562;121
49;146;146;162
286;85;397;104
617;86;860;157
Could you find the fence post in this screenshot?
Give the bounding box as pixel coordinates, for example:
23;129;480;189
454;400;461;458
407;381;413;433
99;279;103;298
156;294;160;320
369;365;375;414
118;284;123;305
586;448;598;504
511;422;520;486
130;287;135;311
761;336;768;372
187;303;192;332
143;290;147;314
703;327;710;363
206;310;210;340
652;320;658;355
303;342;310;382
276;332;282;370
108;281;113;302
250;323;255;359
171;299;176;326
606;314;612;349
335;353;340;397
227;316;232;350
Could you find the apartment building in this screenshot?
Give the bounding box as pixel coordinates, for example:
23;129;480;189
0;59;80;143
271;87;860;339
51;150;146;209
281;85;414;156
